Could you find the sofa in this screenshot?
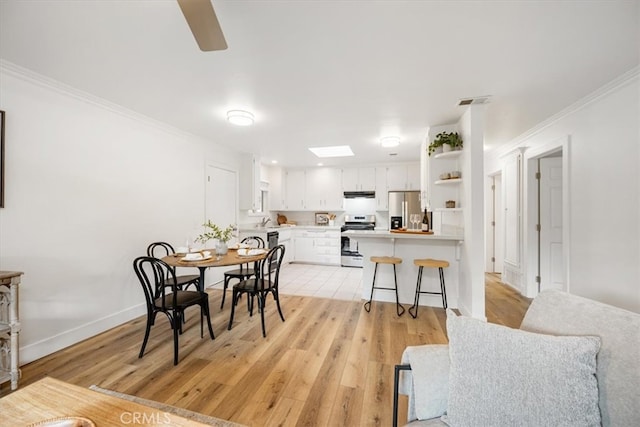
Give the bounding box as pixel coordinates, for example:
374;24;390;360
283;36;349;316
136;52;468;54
394;290;640;426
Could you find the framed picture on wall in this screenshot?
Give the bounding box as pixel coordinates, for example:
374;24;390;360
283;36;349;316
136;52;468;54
0;110;4;208
315;212;329;225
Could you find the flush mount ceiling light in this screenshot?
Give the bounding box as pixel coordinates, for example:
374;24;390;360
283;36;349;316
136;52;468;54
227;110;254;126
308;145;354;158
380;136;400;148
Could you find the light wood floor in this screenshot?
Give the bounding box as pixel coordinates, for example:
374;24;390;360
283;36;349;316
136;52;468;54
9;273;530;426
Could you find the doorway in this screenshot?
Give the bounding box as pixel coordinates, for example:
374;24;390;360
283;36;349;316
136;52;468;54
205;163;238;286
537;155;564;292
524;136;570;297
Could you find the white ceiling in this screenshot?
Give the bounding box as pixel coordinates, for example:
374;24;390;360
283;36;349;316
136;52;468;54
1;0;638;168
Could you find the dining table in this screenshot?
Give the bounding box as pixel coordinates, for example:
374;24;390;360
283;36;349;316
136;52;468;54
162;248;268;292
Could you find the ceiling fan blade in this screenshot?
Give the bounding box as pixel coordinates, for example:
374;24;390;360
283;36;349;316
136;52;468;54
177;0;227;51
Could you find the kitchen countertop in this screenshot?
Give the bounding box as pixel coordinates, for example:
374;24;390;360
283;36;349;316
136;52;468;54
239;225;341;232
343;229;463;241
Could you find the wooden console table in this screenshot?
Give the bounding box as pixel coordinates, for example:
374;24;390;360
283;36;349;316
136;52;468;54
0;270;21;391
0;376;236;426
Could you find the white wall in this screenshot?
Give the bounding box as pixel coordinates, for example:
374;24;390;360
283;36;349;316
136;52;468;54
485;69;640;313
457;105;486;319
0;63;243;363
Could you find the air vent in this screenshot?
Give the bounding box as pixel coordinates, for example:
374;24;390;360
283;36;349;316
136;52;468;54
458;96;491;106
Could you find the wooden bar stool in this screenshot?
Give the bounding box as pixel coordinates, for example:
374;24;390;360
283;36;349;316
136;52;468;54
409;258;449;318
364;256;405;316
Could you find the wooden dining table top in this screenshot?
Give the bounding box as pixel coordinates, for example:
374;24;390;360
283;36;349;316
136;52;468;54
162;248;267;268
0;376;219;426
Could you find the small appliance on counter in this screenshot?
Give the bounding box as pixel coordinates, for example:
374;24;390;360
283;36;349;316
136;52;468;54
390;216;402;230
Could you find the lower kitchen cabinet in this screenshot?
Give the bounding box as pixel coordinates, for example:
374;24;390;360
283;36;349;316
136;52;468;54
293;228;340;265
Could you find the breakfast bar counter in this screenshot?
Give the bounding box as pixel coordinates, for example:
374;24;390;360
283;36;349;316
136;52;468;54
343;230;463;309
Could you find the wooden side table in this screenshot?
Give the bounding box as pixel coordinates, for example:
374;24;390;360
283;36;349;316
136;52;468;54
0;271;22;390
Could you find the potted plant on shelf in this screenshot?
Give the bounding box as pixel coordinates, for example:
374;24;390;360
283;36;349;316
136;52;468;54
429;132;463;155
196;221;234;256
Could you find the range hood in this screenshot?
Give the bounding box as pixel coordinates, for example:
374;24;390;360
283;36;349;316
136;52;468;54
343;191;375;199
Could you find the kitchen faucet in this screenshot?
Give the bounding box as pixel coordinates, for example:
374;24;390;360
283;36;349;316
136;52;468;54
260;217;271;227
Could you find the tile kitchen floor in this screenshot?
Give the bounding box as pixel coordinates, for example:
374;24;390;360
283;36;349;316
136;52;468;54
212;263;364;302
278;263;364;301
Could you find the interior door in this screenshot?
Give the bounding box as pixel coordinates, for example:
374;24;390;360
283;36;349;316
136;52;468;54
205;164;237;286
539;156;564;291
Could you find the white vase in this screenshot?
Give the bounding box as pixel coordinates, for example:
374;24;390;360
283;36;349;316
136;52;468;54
442;143;452;153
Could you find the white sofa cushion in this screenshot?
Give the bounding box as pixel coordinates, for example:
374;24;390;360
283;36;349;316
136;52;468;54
442;309;601;427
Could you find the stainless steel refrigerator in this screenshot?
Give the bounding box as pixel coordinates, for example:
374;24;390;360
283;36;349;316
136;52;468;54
388;191;421;229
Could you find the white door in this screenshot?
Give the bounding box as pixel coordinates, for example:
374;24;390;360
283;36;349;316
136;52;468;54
205;164;237;287
487;174;504;273
539;156;564;291
494;174;503;273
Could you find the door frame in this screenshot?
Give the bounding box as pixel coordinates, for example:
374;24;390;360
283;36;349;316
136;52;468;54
523;136;571;298
485;171;503;273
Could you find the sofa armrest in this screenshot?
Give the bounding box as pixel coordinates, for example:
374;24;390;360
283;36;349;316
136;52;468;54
393;364;412;427
399;344;450;422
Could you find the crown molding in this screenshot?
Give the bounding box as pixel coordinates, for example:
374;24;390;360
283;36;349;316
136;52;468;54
0;59;191;139
490;66;639;159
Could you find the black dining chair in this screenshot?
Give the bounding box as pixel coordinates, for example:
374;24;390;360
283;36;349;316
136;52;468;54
147;242;200;291
220;236;265;309
227;244;286;337
133;256;215;365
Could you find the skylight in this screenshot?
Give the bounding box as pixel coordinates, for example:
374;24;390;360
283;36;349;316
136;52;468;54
308;145;355;158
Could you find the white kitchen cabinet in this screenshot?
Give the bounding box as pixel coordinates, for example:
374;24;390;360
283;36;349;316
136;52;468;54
386;162;420;191
239;154;261;211
293;233;316;263
268;166;285;211
284;170;306;210
375;167;389;210
305;168;343;211
293;228;341;265
342;167;376;191
406;162;421;190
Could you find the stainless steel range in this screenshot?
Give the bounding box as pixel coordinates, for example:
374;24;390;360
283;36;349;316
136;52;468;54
341;214;375;268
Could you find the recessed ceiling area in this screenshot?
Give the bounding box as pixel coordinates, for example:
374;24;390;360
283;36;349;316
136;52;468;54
0;1;637;168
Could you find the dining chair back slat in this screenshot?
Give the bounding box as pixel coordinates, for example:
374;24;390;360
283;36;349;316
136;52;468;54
220;235;266;309
133;256;214;365
147;241;200;291
227;245;286;337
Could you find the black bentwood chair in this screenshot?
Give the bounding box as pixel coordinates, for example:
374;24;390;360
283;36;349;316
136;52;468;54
147;242;200;291
133;256;215;365
220;236;265;309
227;244;286;337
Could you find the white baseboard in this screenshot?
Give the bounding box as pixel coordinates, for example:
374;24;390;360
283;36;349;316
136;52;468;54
20;303;146;365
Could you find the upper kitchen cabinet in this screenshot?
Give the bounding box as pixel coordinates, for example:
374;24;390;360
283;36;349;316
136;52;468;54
239;154;261;211
386;162;421;191
342;167;376;191
284;169;306;210
305;168;343;211
375;167;389;210
268;166;285;211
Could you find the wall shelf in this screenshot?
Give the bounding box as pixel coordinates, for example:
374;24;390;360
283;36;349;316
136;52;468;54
434;178;462;185
435;208;463;212
433;150;463;160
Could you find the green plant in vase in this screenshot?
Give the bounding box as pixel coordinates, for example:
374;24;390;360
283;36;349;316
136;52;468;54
196;221;234;256
429;132;463;156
